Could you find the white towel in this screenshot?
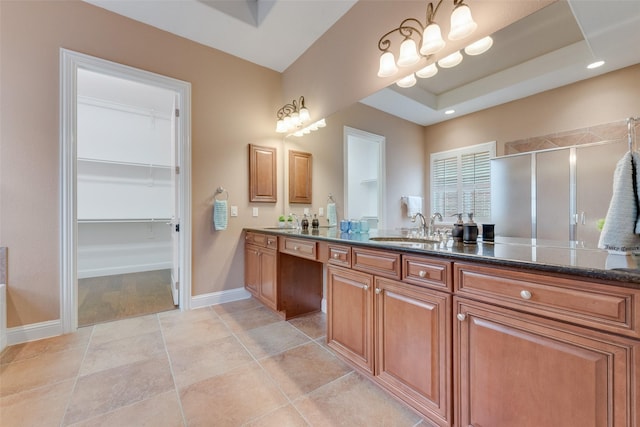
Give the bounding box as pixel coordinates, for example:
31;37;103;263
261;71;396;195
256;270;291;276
213;200;228;231
327;202;337;226
403;196;423;218
598;152;640;253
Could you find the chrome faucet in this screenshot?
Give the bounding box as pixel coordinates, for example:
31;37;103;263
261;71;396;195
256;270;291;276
289;212;300;229
429;212;443;237
412;212;428;237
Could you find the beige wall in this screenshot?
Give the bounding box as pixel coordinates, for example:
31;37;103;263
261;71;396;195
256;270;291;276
0;1;283;327
423;63;640;215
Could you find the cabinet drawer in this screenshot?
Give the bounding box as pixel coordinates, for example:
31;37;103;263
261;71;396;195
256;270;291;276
245;232;277;248
454;262;640;339
279;237;317;260
328;244;351;267
352;247;401;280
403;255;452;291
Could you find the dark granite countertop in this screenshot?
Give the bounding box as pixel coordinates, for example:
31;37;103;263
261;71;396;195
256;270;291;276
244;227;640;289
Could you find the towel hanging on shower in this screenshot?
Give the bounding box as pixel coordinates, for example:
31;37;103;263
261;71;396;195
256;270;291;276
598;151;640;253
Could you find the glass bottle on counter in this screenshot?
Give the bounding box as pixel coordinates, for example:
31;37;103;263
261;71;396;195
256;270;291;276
312;214;319;229
301;214;309;230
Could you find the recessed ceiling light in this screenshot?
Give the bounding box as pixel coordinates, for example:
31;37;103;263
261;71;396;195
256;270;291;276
445;109;455;115
587;60;605;69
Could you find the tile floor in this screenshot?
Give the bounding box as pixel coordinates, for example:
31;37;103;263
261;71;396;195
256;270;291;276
1;298;427;426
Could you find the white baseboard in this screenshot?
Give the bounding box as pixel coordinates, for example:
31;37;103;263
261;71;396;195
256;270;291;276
7;319;64;346
190;287;252;310
4;288;252;347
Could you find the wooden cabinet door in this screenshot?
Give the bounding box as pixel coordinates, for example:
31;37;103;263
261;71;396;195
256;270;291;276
244;244;260;296
327;265;374;373
375;277;452;427
289;150;312;204
454;297;640;427
249;144;277;202
258;247;278;311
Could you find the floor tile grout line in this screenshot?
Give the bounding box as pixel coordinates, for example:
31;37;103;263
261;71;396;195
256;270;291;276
157;312;189;427
66;315;180;427
219;308;323;425
58;324;96;427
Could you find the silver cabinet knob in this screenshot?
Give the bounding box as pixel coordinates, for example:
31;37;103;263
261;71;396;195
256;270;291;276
363;284;369;291
333;253;339;259
520;290;532;300
418;270;427;278
375;288;381;294
457;313;466;321
293;246;299;251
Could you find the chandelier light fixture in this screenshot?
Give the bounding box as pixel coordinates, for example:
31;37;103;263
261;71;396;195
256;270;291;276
377;0;493;88
275;96;326;137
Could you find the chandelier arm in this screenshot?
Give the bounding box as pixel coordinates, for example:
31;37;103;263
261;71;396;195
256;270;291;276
276;103;297;119
377;19;424;52
427;0;444;23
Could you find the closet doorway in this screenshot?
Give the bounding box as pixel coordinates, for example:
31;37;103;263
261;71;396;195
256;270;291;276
61;50;192;331
343;127;386;229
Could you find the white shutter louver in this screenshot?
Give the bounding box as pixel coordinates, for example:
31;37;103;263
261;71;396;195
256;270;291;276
430;142;495;222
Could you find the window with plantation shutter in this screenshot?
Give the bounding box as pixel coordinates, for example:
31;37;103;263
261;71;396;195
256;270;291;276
430;142;495;223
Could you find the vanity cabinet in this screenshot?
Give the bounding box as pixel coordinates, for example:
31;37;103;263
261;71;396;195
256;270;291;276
246;229;640;426
327;264;453;426
454;296;640;427
375;277;452;426
244;232;278;310
454;262;640;426
327;265;374;373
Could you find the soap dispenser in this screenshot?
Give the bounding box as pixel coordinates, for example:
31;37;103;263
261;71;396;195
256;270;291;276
451;213;464;242
301;214;309;230
463;213;478;244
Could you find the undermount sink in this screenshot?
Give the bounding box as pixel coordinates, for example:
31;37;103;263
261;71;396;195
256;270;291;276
369;236;440;244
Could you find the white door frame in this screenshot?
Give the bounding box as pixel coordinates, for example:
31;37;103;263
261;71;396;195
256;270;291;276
60;49;192;333
343;126;386;229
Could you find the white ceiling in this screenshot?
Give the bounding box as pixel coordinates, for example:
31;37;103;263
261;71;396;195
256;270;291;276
83;0;357;72
83;0;640;126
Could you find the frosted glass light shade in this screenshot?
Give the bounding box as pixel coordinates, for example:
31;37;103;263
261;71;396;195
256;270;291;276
283;115;292;130
316;118;326;128
276;119;287;133
438;51;463;68
378;51;399;77
420;23;446;56
416;63;438;79
397;38;420;67
396;73;417;88
464;36;493;55
299;106;310;123
290;112;300;127
448;4;477;40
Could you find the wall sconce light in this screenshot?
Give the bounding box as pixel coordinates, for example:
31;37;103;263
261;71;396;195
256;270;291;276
275;96;311;133
377;0;492;88
275;96;326;137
